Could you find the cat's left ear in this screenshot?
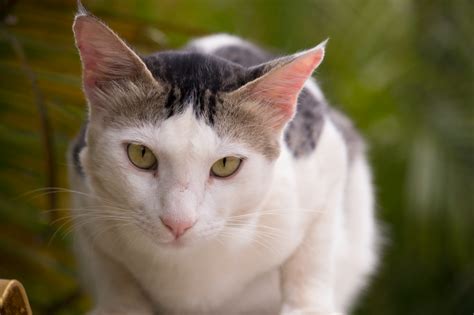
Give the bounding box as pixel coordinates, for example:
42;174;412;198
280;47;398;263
230;41;326;131
73;7;157;102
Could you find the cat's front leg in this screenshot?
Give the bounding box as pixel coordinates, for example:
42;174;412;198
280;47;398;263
75;230;155;315
279;189;344;315
87;306;153;315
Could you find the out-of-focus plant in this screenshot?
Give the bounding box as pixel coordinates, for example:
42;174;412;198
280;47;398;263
0;0;472;314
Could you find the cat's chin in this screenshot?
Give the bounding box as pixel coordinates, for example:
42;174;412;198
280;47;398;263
159;238;193;249
141;231;211;251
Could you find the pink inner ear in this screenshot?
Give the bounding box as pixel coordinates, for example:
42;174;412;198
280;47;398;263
250;47;324;128
77;44;102;87
73;16;140;90
74;16;110;88
74;18;102;88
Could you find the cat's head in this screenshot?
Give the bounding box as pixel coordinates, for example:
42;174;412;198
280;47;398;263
73;9;325;249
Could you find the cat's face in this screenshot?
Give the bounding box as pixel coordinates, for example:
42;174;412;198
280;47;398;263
83;107;276;248
74;10;324;248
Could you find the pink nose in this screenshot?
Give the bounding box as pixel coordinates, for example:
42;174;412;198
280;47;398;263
160;216;195;238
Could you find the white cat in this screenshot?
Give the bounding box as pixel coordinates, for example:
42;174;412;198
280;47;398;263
69;6;379;315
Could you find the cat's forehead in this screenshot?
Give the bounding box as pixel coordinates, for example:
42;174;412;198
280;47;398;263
149;107;220;158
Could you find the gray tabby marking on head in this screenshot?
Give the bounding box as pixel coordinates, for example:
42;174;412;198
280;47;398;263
141;52;260;124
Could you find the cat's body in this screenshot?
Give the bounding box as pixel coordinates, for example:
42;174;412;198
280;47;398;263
70;8;379;315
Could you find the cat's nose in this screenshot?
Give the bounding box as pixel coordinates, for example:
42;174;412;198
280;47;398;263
160;216;196;239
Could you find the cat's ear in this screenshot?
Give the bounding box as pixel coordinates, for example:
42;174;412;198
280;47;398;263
73;7;156;100
230;41;326;131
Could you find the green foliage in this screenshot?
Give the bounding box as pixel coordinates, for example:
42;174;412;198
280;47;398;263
0;0;472;314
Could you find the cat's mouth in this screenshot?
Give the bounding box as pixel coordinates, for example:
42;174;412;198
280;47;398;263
138;227;199;250
132;216;226;250
159;237;190;249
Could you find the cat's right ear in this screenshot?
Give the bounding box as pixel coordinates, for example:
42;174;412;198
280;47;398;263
73;6;156;102
227;42;326;132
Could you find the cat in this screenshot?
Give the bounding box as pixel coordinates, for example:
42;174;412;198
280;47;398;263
69;4;379;315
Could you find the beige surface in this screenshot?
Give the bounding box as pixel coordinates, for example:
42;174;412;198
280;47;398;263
0;279;32;315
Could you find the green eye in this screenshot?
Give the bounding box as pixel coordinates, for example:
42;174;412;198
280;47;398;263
211;157;242;178
127;144;157;170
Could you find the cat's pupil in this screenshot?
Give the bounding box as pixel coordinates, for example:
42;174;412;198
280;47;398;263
223;157;227;167
141;146;146;158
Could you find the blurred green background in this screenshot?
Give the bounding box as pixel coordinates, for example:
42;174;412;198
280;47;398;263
0;0;472;314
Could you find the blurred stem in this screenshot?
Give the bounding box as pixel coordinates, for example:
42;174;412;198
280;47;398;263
2;28;58;222
0;0;18;22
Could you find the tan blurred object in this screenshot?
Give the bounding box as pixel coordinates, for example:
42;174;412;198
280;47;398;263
0;279;32;315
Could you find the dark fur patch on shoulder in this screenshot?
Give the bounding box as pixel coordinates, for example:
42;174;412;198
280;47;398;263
285;89;327;157
71;121;88;176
